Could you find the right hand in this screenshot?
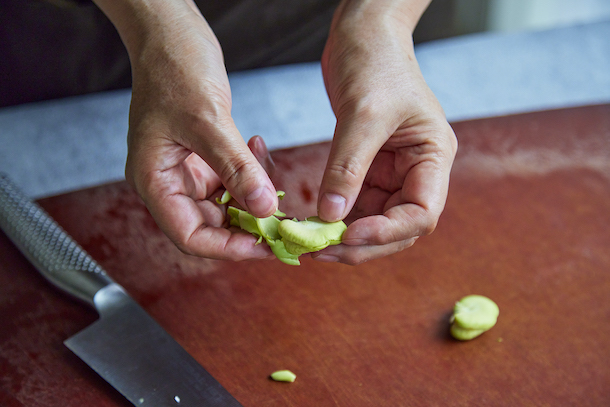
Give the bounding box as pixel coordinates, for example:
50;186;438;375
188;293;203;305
313;0;457;265
119;1;278;260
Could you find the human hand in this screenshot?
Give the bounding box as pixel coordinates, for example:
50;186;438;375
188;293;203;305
98;0;279;260
314;0;458;265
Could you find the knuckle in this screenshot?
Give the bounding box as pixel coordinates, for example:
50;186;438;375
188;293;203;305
436;123;459;161
220;158;263;194
419;215;438;237
369;227;393;245
172;237;197;256
176;244;194;256
425;222;438;236
400;208;439;238
337;95;383;123
341;238;417;266
326;159;364;189
448;129;459;156
337;245;375;266
341;253;368;266
417;220;437;236
341;247;383;266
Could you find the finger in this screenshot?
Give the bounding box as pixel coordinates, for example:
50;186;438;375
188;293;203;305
182;152;225;200
186;224;274;261
146;184;273;260
187;120;278;218
318;112;389;222
311;237;418;266
344;157;453;246
247;135;276;178
128;146;271;259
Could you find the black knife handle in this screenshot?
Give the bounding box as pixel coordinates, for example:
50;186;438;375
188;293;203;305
0;173;113;306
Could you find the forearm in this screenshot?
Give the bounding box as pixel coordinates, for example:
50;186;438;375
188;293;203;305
91;0;206;58
334;0;432;35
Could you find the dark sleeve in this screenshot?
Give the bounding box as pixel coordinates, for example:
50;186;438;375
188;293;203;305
0;0;339;107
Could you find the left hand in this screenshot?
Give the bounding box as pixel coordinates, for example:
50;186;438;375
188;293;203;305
313;0;458;265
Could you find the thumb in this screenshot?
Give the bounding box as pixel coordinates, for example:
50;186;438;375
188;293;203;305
192;123;278;218
318;114;387;222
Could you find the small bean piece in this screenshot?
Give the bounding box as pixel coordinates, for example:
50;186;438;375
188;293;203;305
270;370;297;382
215;190;233;205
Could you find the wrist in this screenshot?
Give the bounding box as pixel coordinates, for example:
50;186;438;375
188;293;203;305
92;0;203;59
335;0;431;35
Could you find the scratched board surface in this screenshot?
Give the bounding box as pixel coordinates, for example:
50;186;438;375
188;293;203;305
1;105;609;406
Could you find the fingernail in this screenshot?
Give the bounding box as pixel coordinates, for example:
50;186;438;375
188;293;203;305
254;135;269;155
256;137;275;172
245;186;276;216
319;193;346;222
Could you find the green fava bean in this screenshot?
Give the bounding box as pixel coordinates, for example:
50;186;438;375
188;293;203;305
282;240;313;256
255;215;281;241
450;323;487;341
217;190;286;217
221;191;345;265
278;216;347;255
227;206;300;265
453;295;499;330
227;207;260;237
268;240;300;266
450;295;499;341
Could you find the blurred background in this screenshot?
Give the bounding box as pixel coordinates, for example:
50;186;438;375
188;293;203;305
2;0;610;108
416;0;610;42
1;0;609;198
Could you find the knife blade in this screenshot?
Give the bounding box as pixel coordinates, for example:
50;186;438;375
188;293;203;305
0;174;242;407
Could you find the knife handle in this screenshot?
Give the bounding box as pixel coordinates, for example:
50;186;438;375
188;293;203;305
0;173;113;307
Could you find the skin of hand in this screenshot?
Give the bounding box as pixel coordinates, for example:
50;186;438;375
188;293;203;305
93;0;278;260
313;0;458;265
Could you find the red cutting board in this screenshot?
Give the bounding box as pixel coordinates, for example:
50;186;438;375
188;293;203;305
1;105;609;406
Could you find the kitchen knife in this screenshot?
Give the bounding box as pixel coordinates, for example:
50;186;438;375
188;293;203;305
0;174;243;407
